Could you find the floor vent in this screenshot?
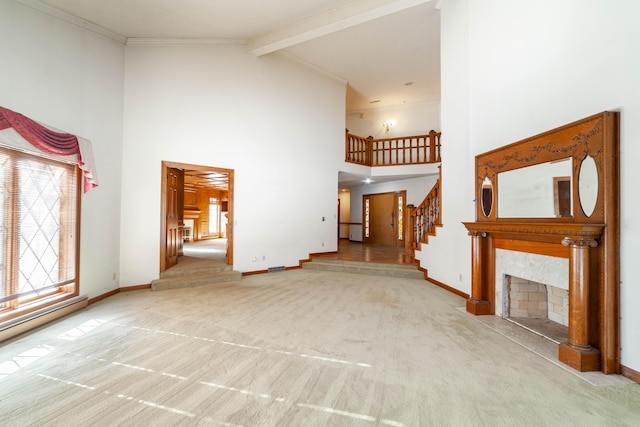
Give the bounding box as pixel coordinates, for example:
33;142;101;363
268;266;286;273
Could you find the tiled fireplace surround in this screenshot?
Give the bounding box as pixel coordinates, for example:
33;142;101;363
495;249;569;341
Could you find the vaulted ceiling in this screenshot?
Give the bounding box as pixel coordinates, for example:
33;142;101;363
27;0;440;113
22;0;441;190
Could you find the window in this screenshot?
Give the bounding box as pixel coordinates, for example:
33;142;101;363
364;198;370;238
209;197;220;236
0;147;79;320
397;195;403;240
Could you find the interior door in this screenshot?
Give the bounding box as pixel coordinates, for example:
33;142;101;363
366;192;396;246
166;167;183;269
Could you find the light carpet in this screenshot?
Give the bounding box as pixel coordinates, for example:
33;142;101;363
0;269;638;426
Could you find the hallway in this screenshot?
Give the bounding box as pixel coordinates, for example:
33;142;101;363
183;238;227;261
164;239;228;275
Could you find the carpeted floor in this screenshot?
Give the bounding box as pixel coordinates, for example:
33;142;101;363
183;238;227;261
1;269;638;426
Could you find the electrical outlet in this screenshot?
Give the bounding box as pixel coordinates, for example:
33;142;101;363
112;273;116;280
252;257;257;262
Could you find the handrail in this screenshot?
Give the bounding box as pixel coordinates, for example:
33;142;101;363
411;171;442;247
345;130;441;167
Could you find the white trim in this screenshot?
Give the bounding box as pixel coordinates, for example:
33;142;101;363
14;0;126;44
126;37;247;46
276;51;348;86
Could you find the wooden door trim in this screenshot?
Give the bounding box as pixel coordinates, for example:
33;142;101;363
160;161;234;273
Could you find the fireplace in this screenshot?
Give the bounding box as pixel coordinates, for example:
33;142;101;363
464;112;619;374
503;275;569;343
493;249;569;343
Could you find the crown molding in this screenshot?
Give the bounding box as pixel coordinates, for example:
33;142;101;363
14;0;126;44
275;51;348;86
125;38;247;46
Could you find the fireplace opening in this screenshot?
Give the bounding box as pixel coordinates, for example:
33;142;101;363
504;275;569;344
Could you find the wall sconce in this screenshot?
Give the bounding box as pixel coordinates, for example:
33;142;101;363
383;119;396;132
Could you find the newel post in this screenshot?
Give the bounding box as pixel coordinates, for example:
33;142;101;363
366;136;374;166
403;205;416;262
558;237;601;372
466;231;491;315
345;129;350;162
428;130;437;162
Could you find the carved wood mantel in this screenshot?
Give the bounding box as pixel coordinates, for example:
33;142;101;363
463;112;619;374
464;222;604;371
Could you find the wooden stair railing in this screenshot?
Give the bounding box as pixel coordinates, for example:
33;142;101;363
346;130;441;167
408;172;442;249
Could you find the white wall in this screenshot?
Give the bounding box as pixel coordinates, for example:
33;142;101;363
0;0;125;298
416;0;473;292
338;190;350;239
346;101;441;139
427;0;640;372
120;44;345;283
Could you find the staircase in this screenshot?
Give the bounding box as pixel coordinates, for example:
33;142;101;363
302;258;425;279
151;261;242;291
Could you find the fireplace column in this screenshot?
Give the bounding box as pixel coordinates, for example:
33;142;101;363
466;231;491;315
558;237;601;372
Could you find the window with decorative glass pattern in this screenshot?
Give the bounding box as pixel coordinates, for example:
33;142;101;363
364;198;370;238
0;147;79;320
398;195;403;240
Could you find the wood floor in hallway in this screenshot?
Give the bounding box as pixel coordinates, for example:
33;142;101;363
313;240;414;265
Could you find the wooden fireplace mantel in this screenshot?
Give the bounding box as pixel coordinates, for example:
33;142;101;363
465;112;620;374
463;221;605;372
463;222;604;243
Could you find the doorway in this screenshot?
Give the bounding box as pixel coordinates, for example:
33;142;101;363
363;191;406;247
160;161;234;273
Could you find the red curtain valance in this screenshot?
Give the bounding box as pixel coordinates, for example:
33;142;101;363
0;106;97;192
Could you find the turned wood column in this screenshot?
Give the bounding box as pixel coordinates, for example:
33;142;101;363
404;205;416;262
558;237;601;372
466;231;491;315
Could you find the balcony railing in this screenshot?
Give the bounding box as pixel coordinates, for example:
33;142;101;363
345;130;441;167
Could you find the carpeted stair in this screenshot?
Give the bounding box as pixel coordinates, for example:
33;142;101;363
151;264;242;291
302;259;424;279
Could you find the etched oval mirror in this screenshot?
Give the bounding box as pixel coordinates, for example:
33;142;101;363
481;176;493;217
578;155;598;217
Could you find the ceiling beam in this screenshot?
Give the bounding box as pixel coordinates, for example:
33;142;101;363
247;0;432;56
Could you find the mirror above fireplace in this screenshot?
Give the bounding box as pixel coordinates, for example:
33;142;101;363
497;158;573;218
464;111;620;375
